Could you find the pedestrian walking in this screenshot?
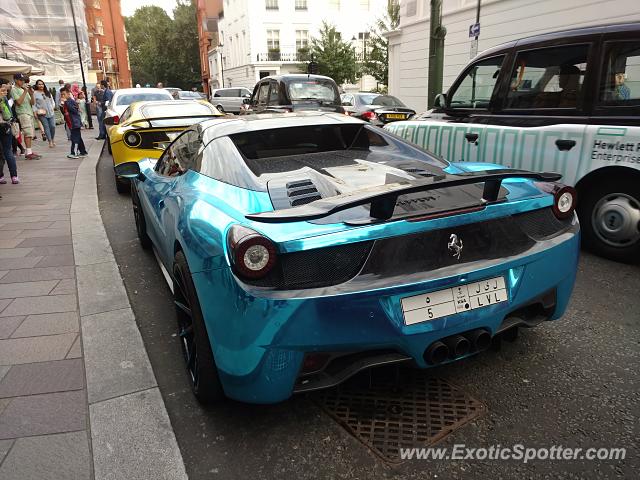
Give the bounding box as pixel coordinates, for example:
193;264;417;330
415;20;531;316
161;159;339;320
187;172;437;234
99;80;113;140
33;79;56;148
55;79;64;107
92;82;106;139
60;88;87;159
0;83;19;184
77;90;89;128
62;83;72;141
10;74;40;160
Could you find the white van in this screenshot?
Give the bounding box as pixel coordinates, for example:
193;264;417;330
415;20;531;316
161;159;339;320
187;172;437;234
386;22;640;263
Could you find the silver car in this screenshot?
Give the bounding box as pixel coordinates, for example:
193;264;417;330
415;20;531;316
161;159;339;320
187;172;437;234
210;87;252;114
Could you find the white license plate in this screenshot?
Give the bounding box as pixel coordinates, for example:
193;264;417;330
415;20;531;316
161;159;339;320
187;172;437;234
401;276;508;326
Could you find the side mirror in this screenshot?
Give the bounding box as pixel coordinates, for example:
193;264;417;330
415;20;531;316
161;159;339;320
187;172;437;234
341;101;352;106
434;93;447;109
114;161;142;179
243;93;251;98
242;98;251;105
104;100;110;107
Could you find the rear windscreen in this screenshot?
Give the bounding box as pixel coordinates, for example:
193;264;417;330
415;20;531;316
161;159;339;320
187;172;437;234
116;93;172;105
286;80;339;104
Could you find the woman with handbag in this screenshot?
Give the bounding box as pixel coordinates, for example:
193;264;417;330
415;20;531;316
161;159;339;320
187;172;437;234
0;84;19;184
33;80;56;148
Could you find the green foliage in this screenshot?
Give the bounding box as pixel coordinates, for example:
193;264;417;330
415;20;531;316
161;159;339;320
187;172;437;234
298;22;359;84
125;0;201;89
362;0;400;87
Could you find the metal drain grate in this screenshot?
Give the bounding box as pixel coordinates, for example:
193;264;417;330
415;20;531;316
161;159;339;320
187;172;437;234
312;368;485;462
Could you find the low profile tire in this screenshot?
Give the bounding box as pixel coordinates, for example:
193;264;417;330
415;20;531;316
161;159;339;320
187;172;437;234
173;251;224;403
216;104;224;113
115;174;129;194
131;185;152;249
577;177;640;263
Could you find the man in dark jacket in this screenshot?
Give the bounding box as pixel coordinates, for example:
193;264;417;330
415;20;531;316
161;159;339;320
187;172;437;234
60;88;87;159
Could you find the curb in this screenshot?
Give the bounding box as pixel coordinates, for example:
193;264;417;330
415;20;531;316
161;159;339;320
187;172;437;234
71;141;188;480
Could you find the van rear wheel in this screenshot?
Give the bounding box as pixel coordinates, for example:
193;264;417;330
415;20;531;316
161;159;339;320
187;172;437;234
578;178;640;264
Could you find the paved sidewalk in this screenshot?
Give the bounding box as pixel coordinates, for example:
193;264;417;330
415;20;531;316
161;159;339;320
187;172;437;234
0;136;186;479
0;139;91;478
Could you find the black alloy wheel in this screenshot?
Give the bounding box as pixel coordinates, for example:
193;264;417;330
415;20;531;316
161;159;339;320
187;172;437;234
172;251;224;403
131;185;152;249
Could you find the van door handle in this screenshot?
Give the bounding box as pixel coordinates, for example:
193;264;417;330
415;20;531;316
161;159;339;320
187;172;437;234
555;139;576;151
158;199;165;209
465;133;479;144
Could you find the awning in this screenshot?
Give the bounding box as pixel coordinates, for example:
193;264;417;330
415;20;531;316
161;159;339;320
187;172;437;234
0;58;45;76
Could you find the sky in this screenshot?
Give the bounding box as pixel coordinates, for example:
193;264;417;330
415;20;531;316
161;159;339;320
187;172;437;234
120;0;178;18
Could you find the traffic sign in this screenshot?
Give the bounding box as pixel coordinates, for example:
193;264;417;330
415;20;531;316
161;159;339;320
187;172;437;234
469;23;480;38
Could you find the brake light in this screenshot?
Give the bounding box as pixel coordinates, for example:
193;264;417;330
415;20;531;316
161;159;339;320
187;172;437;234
227;225;277;279
536;182;577;219
361;111;377;121
112;115;120;125
553;185;577;219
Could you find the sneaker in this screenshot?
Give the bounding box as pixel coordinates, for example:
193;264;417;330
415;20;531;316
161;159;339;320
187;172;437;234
67;153;79;159
25;153;41;160
78;152;88;157
95;136;105;140
11;176;19;184
0;176;6;184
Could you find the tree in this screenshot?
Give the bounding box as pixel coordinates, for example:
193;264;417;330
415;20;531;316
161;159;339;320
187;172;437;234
298;22;359;84
125;1;201;89
362;0;400;88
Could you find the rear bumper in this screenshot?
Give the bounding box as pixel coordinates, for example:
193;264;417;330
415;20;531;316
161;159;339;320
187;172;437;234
192;223;579;404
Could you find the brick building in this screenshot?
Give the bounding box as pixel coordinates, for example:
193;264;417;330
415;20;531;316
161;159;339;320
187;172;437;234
196;0;223;96
84;0;132;88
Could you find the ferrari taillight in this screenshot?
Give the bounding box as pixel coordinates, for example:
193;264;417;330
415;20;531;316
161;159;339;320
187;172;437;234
227;225;277;279
361;111;377;121
112;115;120;125
553;186;577;219
535;182;577;219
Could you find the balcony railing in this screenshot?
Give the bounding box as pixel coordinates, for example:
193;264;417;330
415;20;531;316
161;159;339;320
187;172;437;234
256;51;304;62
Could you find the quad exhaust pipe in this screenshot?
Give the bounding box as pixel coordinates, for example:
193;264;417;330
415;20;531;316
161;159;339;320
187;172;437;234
424;329;492;365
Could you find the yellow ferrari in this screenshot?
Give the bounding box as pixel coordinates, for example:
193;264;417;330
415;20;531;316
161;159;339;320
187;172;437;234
106;100;222;193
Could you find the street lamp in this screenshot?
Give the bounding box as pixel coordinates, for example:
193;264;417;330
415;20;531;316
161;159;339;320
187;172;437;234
68;0;91;126
218;43;224;88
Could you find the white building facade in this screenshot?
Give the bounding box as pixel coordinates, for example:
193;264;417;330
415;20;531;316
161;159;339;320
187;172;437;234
388;0;640;113
208;0;388;92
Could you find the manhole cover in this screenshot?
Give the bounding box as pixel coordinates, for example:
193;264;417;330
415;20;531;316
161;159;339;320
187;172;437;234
312;367;485;462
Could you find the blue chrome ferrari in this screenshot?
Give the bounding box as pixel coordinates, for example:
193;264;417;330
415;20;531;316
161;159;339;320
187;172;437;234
115;113;580;404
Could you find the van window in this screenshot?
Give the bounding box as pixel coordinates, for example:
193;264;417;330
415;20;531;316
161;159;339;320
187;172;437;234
448;56;503;109
600;42;640;104
505;44;589;110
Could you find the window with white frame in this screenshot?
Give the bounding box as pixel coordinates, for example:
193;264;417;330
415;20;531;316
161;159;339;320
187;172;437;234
92;0;101;9
296;30;308;52
95;18;104;35
295;0;307;10
265;0;278;10
95;38;100;53
267;29;280;50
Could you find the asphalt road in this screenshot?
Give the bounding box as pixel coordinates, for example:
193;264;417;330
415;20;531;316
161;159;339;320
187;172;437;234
97;147;639;479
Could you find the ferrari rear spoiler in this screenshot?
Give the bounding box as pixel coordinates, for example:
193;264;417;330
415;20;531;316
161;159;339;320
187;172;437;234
245;169;562;223
129;114;222;128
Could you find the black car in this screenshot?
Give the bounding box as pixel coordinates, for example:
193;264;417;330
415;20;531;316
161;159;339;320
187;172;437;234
243;74;344;114
341;93;415;125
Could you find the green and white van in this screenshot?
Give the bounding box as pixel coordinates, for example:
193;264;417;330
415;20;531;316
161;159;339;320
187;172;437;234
386;22;640;263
